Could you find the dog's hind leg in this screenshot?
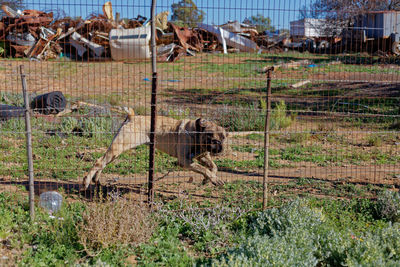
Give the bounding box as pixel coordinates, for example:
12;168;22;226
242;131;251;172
82;119;149;189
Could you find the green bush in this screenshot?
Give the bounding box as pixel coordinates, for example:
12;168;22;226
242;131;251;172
213;233;318;267
59;117;79;134
270;100;295;130
0;91;24;106
376;190;400;222
57;116;113;139
345;225;400;266
215;100;294;132
213;199;400;267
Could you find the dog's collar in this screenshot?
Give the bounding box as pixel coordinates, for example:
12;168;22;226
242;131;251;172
178;120;196;138
177;120;203;159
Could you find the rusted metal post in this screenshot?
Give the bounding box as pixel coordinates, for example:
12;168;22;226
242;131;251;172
263;67;274;210
148;0;157;205
20;65;35;219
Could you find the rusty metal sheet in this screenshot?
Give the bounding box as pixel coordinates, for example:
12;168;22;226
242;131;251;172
169;23;202;52
11;45;30;57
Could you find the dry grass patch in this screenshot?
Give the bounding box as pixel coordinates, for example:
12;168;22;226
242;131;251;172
77;196;156;256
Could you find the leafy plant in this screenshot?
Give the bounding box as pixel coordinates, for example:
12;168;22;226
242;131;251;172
156;201;245;255
376;190;400;222
213;198;400;266
367;134;383;147
214;100;294;131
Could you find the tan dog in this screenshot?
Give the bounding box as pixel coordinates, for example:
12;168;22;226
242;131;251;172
82;110;227;189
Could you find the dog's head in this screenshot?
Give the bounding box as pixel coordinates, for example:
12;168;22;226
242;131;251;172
195;118;227;156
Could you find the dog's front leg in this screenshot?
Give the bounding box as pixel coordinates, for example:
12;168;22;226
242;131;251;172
198;152;218;175
187;162;224;186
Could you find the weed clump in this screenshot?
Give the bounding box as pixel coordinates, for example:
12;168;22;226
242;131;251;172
376;190;400;222
58;117;113;139
77;196;156;256
367;134;383;147
215;100;294;132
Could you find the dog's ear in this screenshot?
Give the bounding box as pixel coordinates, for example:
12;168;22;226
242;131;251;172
195;118;207;132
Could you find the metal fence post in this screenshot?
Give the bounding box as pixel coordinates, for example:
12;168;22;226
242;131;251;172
148;0;157;205
263;67;274;210
20;65;35;219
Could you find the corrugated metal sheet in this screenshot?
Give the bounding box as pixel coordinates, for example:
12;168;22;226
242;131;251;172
290;18;341;38
355;11;400;39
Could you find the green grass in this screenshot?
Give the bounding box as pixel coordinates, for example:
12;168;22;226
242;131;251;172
1;115;397;181
194;62;263;78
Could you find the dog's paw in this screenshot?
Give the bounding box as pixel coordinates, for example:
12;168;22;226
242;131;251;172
206;176;225;187
211;179;225;187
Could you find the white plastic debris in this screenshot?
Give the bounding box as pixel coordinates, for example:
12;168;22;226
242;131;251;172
39;191;63;213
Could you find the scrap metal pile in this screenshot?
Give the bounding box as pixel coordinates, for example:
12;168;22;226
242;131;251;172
0;2;289;62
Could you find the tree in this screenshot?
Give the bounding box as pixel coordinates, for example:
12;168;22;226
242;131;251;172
0;0;24;17
243;14;275;33
171;0;205;28
375;0;400;10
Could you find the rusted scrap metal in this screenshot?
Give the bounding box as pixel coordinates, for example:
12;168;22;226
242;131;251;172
6;32;35;46
28;28;62;59
10;45;30;57
102;1;114;21
0;6;55;57
198;23;259;52
157;43;192;62
169;22;203;52
0;1;153;60
1;2;294;61
256;32;290;50
1;5;19;18
220;21;258;35
70;31;105;57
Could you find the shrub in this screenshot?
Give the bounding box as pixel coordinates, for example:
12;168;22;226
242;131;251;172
156;202;245;254
77;197;156;256
214;100;294;132
80;117;113;139
59;117;79;134
213;199;400;266
213;233;319;267
0;91;24;106
345;224;400;266
376;190;400;222
367;134;383;147
213;200;326;266
270;100;295;130
57;116;113;139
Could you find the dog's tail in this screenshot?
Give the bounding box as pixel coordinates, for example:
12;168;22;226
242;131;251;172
123;107;135;120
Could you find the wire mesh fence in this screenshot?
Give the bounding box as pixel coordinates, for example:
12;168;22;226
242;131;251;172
0;0;399;211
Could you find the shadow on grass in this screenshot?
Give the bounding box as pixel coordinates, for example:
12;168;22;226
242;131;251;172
0;178;221;201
